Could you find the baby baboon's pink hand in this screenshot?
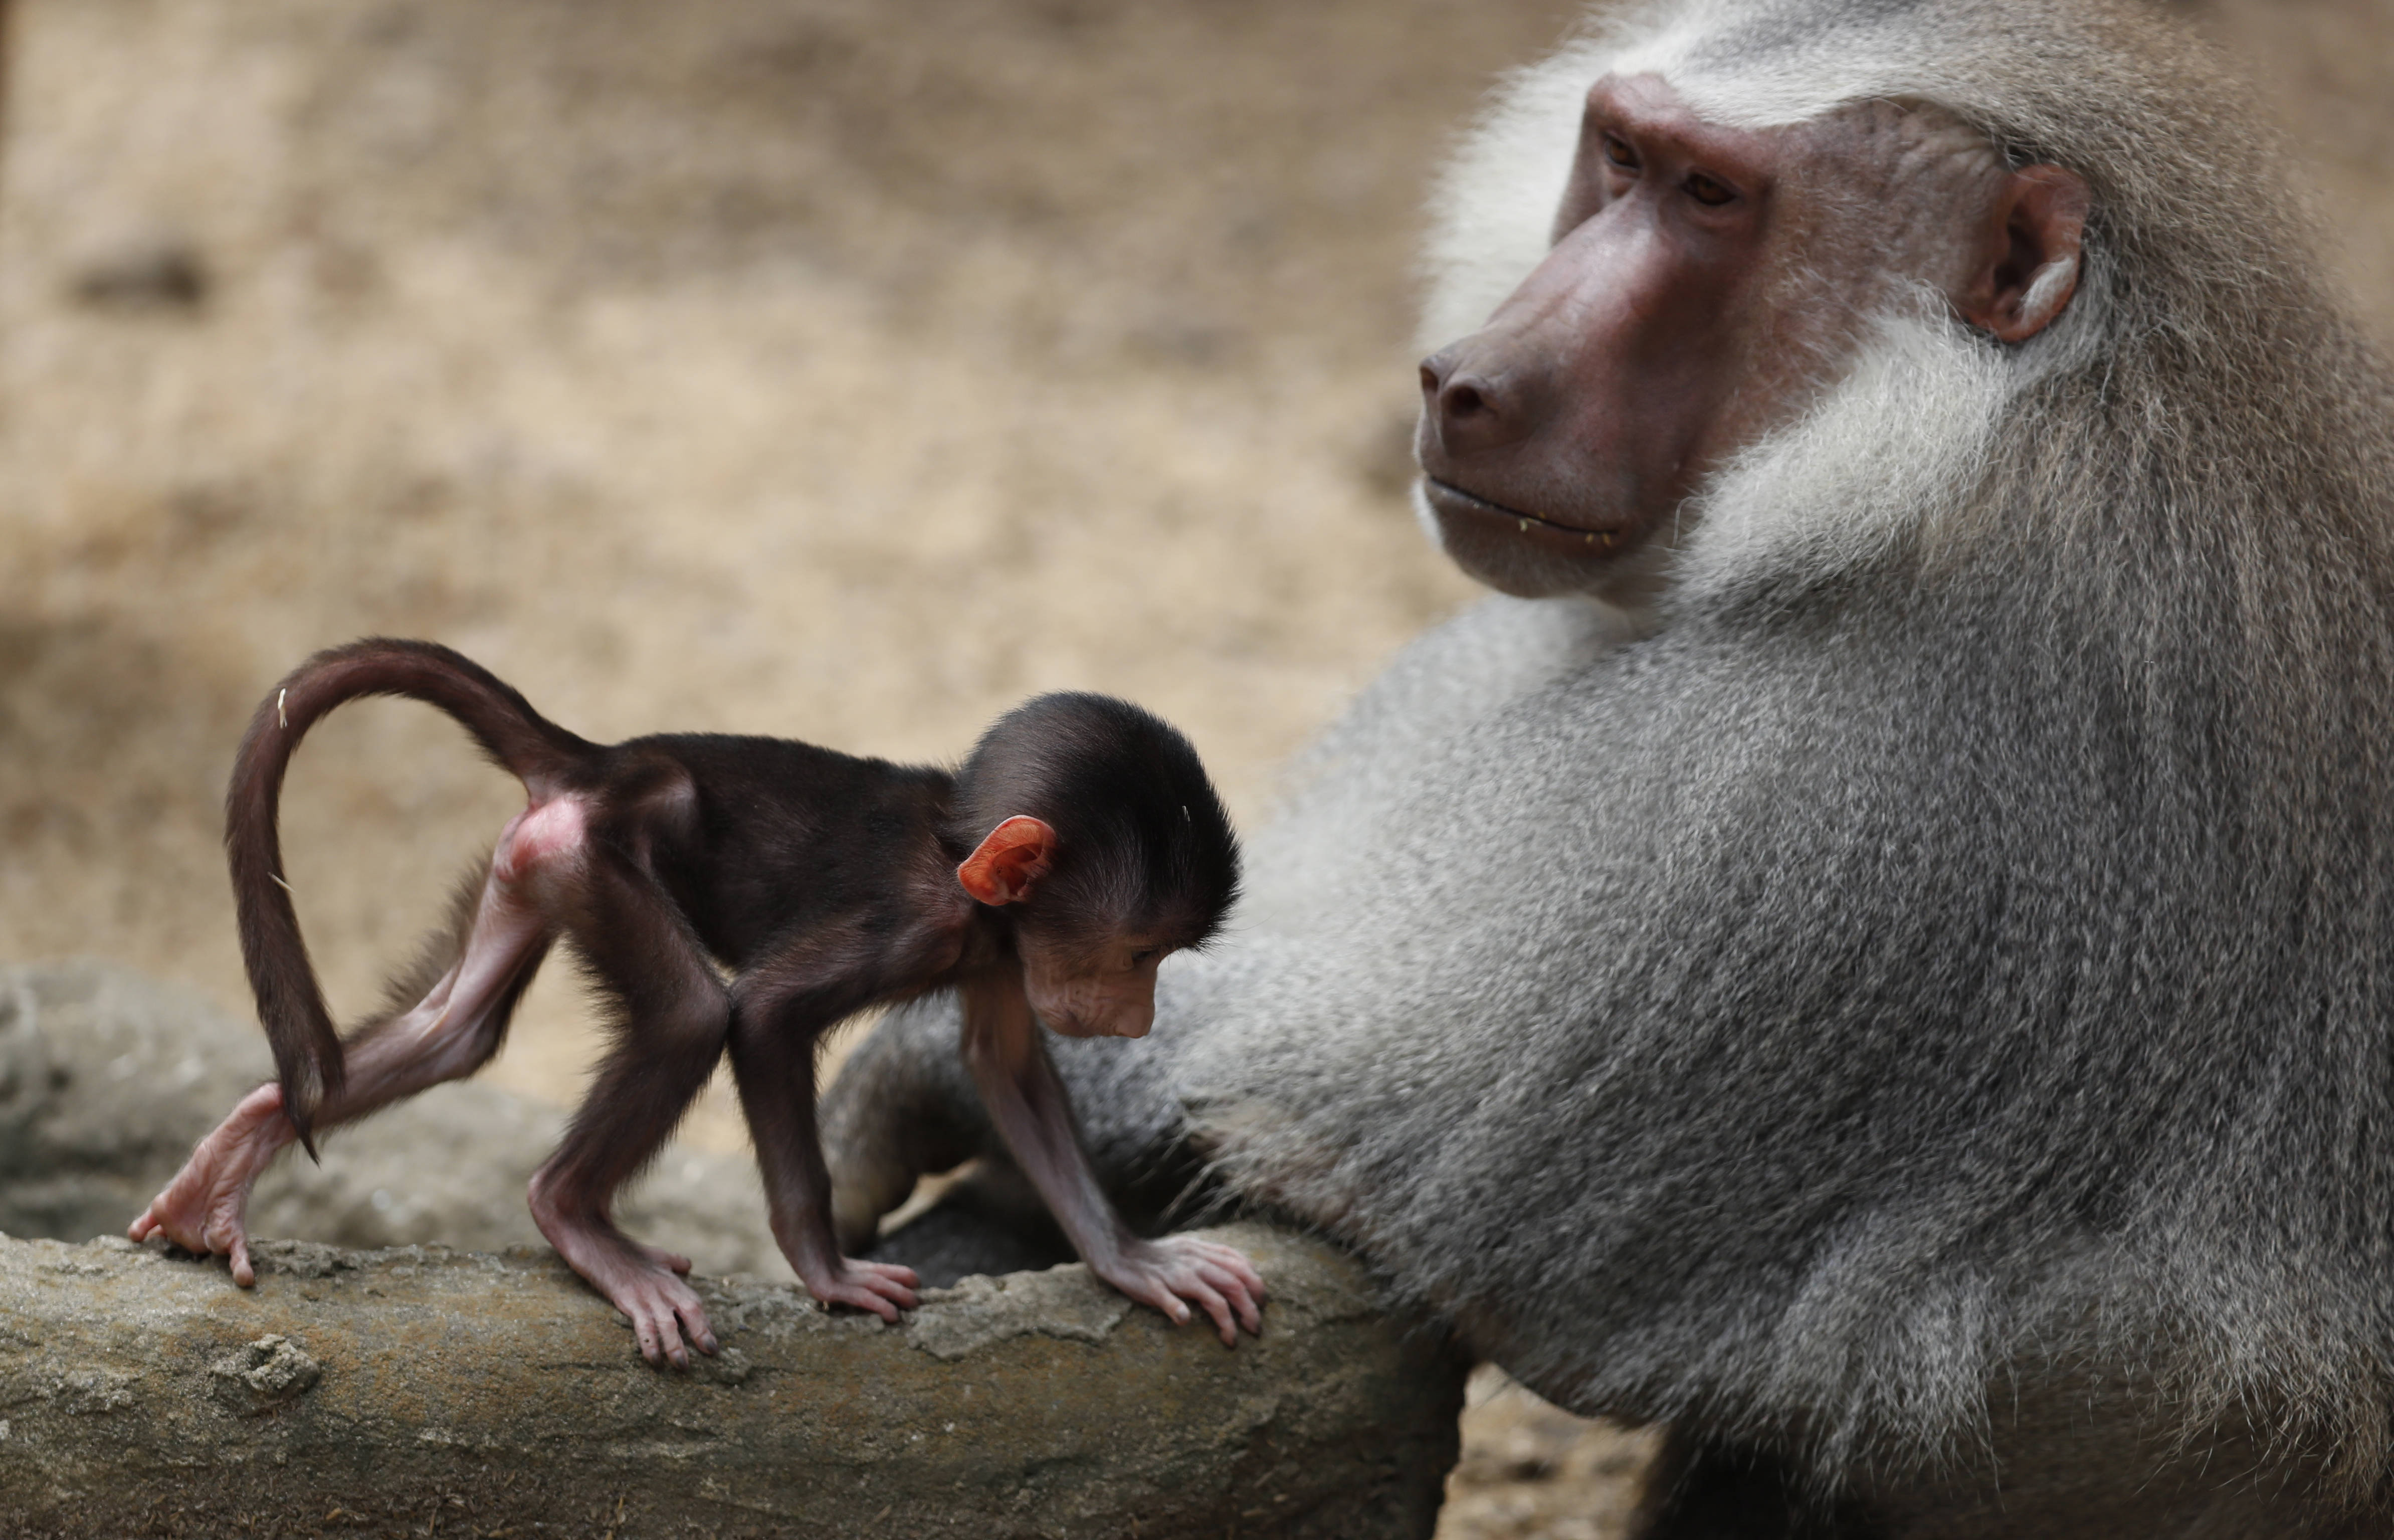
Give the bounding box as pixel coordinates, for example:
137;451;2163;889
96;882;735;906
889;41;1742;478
796;1256;922;1323
1095;1235;1267;1346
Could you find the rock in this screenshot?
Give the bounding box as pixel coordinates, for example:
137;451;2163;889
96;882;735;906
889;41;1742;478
65;229;210;312
0;1225;1467;1538
0;961;789;1278
0;963;267;1241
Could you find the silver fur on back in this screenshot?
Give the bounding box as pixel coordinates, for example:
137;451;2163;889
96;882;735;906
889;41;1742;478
840;0;2394;1506
1115;0;2394;1491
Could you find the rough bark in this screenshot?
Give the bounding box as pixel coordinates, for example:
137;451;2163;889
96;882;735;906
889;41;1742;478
0;1224;1465;1538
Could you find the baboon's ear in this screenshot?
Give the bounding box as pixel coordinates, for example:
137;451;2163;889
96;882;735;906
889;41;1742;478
1956;164;2089;343
957;816;1056;905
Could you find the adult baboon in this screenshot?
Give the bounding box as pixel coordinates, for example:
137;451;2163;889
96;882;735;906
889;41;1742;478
826;0;2394;1531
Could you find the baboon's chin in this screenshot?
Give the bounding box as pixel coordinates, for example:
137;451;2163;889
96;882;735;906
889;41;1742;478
1418;479;1648;599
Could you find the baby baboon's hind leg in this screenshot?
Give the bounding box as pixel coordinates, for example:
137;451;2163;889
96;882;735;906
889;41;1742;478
131;827;557;1282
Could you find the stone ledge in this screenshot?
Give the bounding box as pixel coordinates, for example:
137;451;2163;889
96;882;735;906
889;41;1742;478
0;1223;1465;1538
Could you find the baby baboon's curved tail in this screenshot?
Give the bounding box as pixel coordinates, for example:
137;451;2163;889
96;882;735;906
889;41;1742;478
225;638;592;1152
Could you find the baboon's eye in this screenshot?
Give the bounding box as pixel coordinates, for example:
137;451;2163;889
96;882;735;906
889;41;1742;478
1603;134;1639;171
1686;172;1737;207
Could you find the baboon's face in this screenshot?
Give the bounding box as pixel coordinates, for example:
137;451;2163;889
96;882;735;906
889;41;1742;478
1416;72;2084;600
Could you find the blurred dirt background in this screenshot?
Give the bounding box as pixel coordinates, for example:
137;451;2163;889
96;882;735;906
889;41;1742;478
0;2;2386;1534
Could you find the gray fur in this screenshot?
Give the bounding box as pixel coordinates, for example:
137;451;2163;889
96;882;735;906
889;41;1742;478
830;0;2394;1526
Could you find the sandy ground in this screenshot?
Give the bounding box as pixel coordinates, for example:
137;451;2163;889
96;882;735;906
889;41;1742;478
0;2;2386;1534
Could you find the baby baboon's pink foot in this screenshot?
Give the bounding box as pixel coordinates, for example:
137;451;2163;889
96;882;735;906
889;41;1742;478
128;1082;294;1286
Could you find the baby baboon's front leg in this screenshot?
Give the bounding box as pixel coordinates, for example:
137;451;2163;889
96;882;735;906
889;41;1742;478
733;948;921;1322
518;830;735;1370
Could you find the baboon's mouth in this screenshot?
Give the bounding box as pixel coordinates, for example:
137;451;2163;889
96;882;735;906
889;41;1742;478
1421;478;1627;551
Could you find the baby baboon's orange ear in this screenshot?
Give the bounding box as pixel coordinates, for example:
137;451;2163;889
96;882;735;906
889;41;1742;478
957;816;1056;905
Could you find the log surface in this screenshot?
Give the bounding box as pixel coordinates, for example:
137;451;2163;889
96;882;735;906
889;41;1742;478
0;1224;1464;1538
